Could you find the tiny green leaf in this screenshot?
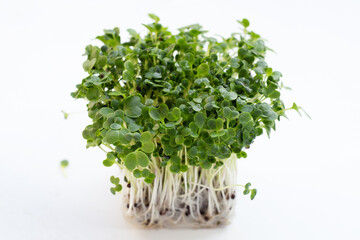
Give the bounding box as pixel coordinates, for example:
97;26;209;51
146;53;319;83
124;152;137;171
124;95;142;118
60;160;69;168
170;155;181;165
180;164;188;172
194;112;206;129
148;13;160;23
242;18;250;28
83;58;96;71
141;169;150;178
136;151;150;167
104;129;121;144
197;63;209;76
239;112;253;123
170;164;180;173
158;103;169;120
110;176;120;184
133;169;142;178
110;123;122;130
142;142;155;153
250;189;257;200
114;184;123;192
149;108;161;121
99;107;114;117
103;159;114;167
140;131;152;142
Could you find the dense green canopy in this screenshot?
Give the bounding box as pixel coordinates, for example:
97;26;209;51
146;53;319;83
72;14;300;195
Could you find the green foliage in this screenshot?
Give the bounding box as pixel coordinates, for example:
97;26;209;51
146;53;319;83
72;15;301;197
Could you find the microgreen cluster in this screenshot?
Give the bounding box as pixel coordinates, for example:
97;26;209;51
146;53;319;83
72;14;299;199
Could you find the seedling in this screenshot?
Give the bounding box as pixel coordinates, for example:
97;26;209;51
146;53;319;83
71;14;302;227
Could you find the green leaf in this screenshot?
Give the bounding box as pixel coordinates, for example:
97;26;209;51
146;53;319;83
242;19;250;27
219;87;238;100
207;119;216;129
104;129;121;144
110;176;120;184
145;99;154;106
230;58;240;68
185;53;195;64
165;122;176;128
269;91;280;99
158;103;169;120
118;129;132;144
189;101;202;111
136;151;150;167
239;112;253;123
144;178;153;184
180;164;188;172
142;142;155;153
239;151;247;158
83;58;96;71
140;131;152;142
108;91;123;96
148;173;156;180
170;164;180;173
124;152;137;171
122;70;133;81
128;123;141;132
200;160;212;169
194;112;206;129
124;61;135;75
103;159;114;167
170;155;181;165
124;95;142;118
223;107;231;119
110;123;122;130
149;107;161;121
60;160;69;168
167;108;181;121
194;78;210;86
197;63;209;76
175;135;184;145
97;55;107;68
99;107;114;117
181;127;191;136
250;189;257;200
141;169;150;178
114;184;122;192
133;169;142;178
215;118;223;130
237;18;250;28
86;87;100;100
148;13;160;23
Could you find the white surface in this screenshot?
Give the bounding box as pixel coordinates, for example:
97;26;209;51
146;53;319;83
1;0;360;239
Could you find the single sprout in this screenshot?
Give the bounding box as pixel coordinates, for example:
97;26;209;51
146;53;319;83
71;13;304;228
60;159;69;168
61;110;69;119
60;159;69;177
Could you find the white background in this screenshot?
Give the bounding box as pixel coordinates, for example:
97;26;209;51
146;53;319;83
1;0;360;239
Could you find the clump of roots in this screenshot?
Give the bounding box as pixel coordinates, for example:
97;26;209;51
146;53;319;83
121;154;238;228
